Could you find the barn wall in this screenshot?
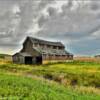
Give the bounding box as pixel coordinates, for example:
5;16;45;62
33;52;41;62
13;55;19;63
21;38;40;57
42;54;73;61
13;55;25;64
13;53;73;64
19;56;24;64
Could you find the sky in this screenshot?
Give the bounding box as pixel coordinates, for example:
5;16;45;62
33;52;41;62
0;0;100;56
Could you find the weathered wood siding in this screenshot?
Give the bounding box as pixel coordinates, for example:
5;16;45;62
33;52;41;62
13;54;24;64
42;54;73;61
21;38;40;57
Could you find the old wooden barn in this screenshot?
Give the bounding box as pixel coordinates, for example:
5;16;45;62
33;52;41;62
13;36;73;64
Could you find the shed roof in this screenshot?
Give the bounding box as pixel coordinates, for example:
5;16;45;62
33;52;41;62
33;47;72;56
13;52;32;57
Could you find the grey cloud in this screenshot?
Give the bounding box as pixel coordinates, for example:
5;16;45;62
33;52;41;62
37;10;100;39
38;15;48;28
90;1;100;11
38;1;100;32
47;7;57;17
38;0;55;9
0;0;56;54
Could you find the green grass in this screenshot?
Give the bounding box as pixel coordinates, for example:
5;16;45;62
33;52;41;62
0;73;99;100
0;54;11;59
0;60;100;99
0;61;99;87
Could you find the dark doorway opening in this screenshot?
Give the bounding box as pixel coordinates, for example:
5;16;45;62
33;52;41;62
36;56;42;64
25;57;32;64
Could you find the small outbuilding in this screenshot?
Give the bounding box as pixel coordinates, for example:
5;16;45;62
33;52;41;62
95;55;100;59
13;52;33;64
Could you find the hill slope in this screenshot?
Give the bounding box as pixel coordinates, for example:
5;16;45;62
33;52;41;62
0;73;100;100
0;60;100;99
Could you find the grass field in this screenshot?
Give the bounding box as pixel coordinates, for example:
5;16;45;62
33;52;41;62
0;59;100;99
0;54;11;59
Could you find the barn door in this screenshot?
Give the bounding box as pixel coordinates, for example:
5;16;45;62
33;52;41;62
36;56;42;64
25;57;32;64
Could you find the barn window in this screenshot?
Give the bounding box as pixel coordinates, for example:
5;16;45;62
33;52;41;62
42;54;46;60
53;46;57;49
47;45;51;48
34;43;38;47
58;46;63;50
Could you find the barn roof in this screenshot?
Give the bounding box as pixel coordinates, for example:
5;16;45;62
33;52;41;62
33;47;72;56
27;36;65;47
13;52;32;57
